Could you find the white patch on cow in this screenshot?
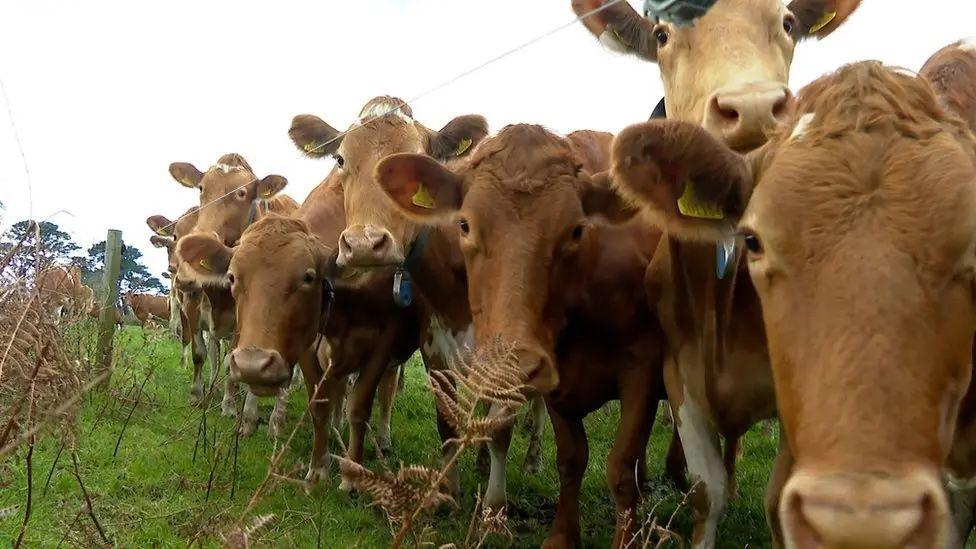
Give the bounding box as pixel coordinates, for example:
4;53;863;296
422;316;474;363
359;100;413;123
674;388;727;549
211;162;245;174
789;112;816;141
598;29;630;54
959;37;976;52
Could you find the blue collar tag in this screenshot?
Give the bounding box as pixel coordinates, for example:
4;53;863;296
716;235;736;279
393;268;413;308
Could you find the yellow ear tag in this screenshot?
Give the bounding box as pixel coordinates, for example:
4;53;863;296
809;10;836;34
303;141;319;153
199;258;212;272
181;178;195;187
677;179;724;220
411;184;436;209
261;188;273;198
456;138;472;156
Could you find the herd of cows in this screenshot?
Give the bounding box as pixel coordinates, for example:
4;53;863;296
36;264;170;327
33;0;976;547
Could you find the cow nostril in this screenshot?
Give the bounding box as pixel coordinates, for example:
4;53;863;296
371;233;389;252
711;96;739;122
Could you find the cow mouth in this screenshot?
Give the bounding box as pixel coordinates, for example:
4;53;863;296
245;382;286;397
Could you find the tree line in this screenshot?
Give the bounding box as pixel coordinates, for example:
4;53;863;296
0;220;165;295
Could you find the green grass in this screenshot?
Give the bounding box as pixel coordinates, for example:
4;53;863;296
1;325;779;548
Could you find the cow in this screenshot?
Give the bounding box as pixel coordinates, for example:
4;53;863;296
921;37;976;543
286;97;547;499
152;153;299;437
610;61;976;549
122;292;170;327
36;265;82;321
372;124;691;547
176;169;417;486
573;0;863;546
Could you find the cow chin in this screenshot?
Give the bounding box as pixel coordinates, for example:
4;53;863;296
245;382;287;397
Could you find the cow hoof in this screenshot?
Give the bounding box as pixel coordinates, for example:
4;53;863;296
522;455;541;474
238;421;257;437
304;466;328;494
377;436;392;456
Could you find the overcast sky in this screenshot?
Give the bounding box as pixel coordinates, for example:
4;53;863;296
1;0;973;277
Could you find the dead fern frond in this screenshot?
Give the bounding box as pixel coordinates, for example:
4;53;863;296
220;513;275;549
338;457;457;523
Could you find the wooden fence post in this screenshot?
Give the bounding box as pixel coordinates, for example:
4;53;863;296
96;229;122;383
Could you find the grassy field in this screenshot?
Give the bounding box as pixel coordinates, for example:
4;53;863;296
1;324;782;548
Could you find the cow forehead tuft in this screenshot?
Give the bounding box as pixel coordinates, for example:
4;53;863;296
358;97;413;123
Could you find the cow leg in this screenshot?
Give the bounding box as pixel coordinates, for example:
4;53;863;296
375;364;399;455
672;394;727;549
339;359;390;493
484;402;515;510
765;422;793;549
608;379;656;548
724;433;742;500
522;395;546;474
239;390;260;437
221;353;238;417
189;332;208;406
664;420;689;491
267;385;289;440
542;404;587;549
299;347;334;485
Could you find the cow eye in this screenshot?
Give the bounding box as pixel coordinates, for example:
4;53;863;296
743;233;763;254
571;224;584;242
236;188;247;199
227;272;235;285
783;15;796;35
303;269;316;285
653;27;669;47
459;218;470;236
333;154;345;168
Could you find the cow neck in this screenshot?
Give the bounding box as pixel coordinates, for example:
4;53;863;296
651;97;747;392
401;225;471;331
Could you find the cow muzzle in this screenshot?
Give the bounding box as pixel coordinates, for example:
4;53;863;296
229;346;291;395
703;82;794;151
516;346;559;394
337;224;401;268
781;469;950;548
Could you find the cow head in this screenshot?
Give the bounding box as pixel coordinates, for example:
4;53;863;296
289;96;488;272
147;207;198;278
920;37;976;133
575;0;861;150
372;125;633;394
612;62;976;548
177;216;333;395
168;153;287;249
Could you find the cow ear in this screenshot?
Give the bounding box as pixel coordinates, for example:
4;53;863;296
176;234;232;280
427;115;489;160
580;171;640;223
150;235;173;249
572;0;657;62
375;153;464;219
289;115;342;158
611;120;752;242
169;162;204;188
256;175;287;199
147;215;174;236
787;0;861;39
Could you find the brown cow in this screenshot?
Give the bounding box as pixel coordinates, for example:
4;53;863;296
373;125;688;546
287;97;543;499
122;292;170;326
154;153;299;436
612;61;976;549
177;169;418;486
36;265;81;321
922;38;976;543
575;0;862;546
